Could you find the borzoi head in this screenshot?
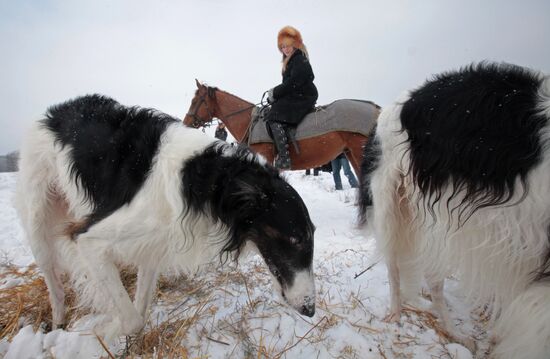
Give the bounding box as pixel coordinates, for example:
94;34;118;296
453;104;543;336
244;177;316;317
182;144;316;316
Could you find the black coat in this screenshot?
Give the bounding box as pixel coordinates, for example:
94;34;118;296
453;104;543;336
268;49;318;126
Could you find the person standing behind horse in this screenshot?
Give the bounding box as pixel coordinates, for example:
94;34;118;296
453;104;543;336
214;121;228;141
266;26;318;170
331;153;358;190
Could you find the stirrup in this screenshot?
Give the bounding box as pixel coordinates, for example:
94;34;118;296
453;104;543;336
274;155;291;170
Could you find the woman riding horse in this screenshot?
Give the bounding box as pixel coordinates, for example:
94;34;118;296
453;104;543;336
266;26;318;170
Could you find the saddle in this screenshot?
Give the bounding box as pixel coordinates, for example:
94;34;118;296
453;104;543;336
245;99;379;146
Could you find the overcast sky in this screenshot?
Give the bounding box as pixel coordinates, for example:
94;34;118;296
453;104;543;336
1;0;549;154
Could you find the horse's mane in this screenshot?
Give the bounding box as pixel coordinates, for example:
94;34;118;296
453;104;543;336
200;83;254;106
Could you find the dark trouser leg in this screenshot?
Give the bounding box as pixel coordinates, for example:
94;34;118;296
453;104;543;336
342;157;358;188
331;158;343;190
268;121;291;170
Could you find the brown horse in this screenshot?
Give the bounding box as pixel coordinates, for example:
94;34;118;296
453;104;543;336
183;80;380;175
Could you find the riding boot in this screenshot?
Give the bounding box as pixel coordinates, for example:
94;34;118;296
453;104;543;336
268;121;291;170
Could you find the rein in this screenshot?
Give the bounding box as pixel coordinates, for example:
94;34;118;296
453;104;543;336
224;104;258;119
187;87;268;129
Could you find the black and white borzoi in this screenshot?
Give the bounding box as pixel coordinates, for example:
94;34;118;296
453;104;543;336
359;63;550;359
16;95;315;339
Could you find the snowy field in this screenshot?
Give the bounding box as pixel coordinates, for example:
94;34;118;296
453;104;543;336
0;171;477;359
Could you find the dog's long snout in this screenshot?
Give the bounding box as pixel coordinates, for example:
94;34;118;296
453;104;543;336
278;269;316;317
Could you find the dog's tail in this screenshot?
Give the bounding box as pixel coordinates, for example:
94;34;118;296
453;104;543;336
357;129;380;227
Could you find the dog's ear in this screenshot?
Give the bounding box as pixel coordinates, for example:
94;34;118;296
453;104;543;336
231;181;271;210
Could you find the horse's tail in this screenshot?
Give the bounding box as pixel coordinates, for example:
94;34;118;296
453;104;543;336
357;126;380;227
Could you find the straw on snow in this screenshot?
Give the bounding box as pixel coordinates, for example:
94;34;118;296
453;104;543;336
0;256;470;358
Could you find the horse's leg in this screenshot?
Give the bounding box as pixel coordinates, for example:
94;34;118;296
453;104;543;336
343;133;367;179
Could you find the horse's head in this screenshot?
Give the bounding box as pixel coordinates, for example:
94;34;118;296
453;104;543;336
183;79;218;129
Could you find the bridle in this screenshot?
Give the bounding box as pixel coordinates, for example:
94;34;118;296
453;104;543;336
186;87;216;129
186;86;268;129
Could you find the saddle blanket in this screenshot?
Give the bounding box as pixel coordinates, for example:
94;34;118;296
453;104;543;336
249;99;380;144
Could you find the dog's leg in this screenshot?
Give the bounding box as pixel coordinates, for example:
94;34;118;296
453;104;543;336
33;241;65;329
381;184;411;323
427;277;476;352
19;187;67;330
371;174;404;323
75;236;144;338
491;283;550;359
134;265;160;320
385;250;401;322
42;262;66;329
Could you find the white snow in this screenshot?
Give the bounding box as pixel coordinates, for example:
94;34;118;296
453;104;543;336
0;171;479;358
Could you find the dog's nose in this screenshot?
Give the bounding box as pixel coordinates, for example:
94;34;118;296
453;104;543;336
300;303;315;317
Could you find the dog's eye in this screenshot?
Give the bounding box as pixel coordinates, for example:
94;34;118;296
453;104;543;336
270;266;282;280
289;236;298;245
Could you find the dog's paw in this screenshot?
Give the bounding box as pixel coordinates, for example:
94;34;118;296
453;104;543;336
94;317;123;342
121;313;145;335
383;311;401;323
94;314;144;342
454;335;476;354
